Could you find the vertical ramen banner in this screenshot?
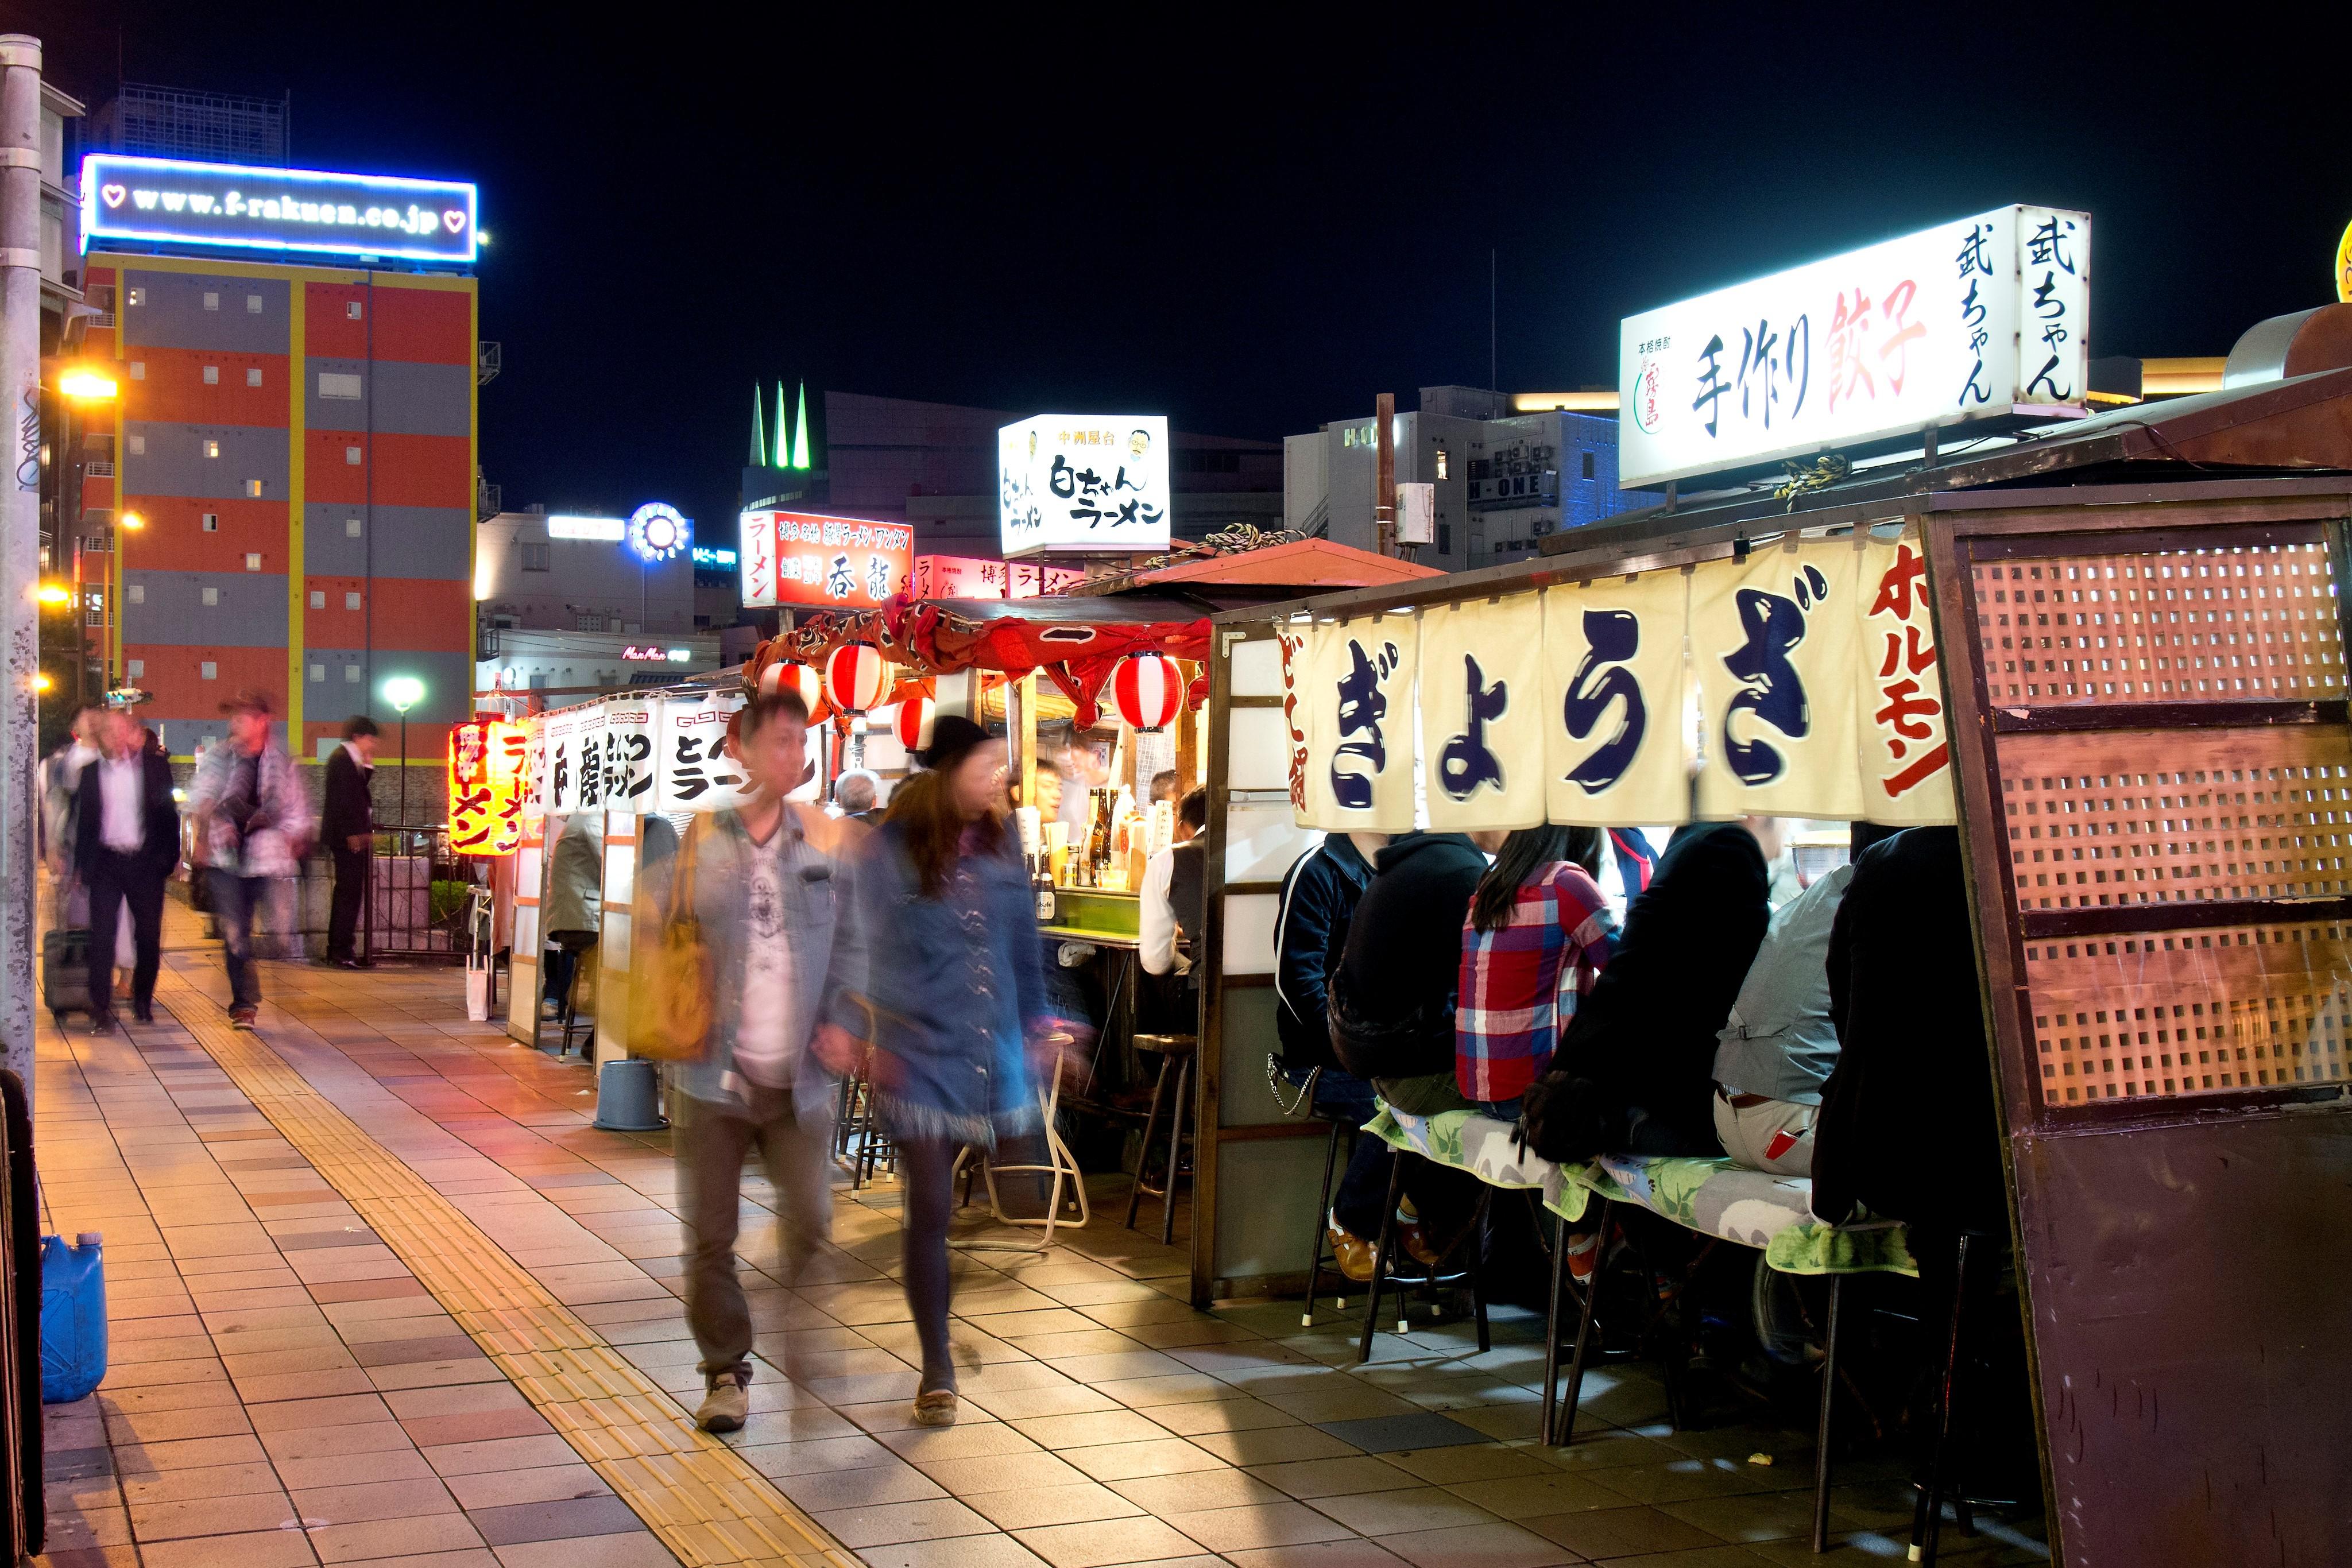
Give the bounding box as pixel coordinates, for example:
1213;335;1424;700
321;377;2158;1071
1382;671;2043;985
1542;574;1694;827
1298;616;1418;834
1690;540;1867;820
1419;595;1545;832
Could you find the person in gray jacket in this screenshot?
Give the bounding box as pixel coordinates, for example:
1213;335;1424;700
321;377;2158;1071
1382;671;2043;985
1709;857;1855;1176
644;688;866;1434
540;812;603;1020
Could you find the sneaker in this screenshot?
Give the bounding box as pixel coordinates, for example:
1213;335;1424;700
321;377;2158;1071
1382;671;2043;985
230;1006;258;1031
910;1388;958;1427
1327;1215;1377;1283
695;1366;749;1433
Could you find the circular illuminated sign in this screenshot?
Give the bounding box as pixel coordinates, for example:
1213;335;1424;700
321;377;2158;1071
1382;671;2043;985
627;502;690;563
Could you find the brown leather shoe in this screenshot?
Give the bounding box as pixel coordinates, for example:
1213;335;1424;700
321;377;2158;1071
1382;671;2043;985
911;1388;958;1427
695;1367;748;1433
1326;1217;1376;1283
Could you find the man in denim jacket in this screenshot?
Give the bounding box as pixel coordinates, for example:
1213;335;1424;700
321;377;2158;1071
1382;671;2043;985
644;688;865;1433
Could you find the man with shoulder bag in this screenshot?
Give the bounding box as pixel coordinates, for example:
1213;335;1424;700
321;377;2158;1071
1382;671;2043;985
636;689;866;1435
186;691;314;1028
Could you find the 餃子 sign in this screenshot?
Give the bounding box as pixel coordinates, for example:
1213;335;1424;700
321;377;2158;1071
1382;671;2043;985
1291;528;1956;832
1619;205;2090;490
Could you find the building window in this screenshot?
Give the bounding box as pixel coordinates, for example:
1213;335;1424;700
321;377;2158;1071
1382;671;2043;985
203;291;219;312
127;585;144;605
1581;452;1596;479
1434;447;1450;480
575;613;604;633
246;368;262;388
244;553;262;571
345;665;360;683
344;591;361;610
310;663;324;683
309;590;325;609
84;534;110;553
126;659;143;678
1437;522;1453;555
203;440;219;458
202;513;219;532
245;480;262;497
201;587;218;606
345;300;363;320
203;365;219;385
318;372;362;400
200;661;218;680
86;603;102;628
345;518;362;537
128;435;145;455
129;361;144;380
521;543;550;572
126;288;144;307
246;294;262;314
345;445;362;465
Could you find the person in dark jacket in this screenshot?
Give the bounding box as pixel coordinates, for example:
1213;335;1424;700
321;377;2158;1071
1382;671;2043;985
1329;830;1499;1259
1811;826;2006;1233
1272;830;1387;1269
75;708;180;1028
1523;818;1779;1164
321;715;378;968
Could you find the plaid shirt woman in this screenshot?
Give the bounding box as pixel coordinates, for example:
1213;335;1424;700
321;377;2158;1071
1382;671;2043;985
1456;854;1618;1106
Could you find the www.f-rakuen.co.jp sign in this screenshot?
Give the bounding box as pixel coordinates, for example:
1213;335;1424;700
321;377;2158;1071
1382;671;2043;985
1618;205;2090;490
80;154;479;265
999;415;1171;556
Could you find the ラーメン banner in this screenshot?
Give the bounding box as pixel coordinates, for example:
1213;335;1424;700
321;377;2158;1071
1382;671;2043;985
1692;540;1866;820
655;692;752;813
1420;595;1545;831
1857;530;1955;824
1298;617;1417;833
1542;572;1693;826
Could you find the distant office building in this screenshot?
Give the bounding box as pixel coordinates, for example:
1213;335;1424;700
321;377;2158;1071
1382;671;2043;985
742;387;1283;556
86;83;290;167
473;508;719;696
1284;386;1659;572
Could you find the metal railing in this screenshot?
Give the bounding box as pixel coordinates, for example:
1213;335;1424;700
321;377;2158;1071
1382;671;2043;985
365;826;489;960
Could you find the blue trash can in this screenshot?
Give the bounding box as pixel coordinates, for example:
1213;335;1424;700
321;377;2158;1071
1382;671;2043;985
40;1232;106;1404
592;1059;668;1132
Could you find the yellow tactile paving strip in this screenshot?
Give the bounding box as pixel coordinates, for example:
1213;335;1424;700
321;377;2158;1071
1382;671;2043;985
154;975;861;1568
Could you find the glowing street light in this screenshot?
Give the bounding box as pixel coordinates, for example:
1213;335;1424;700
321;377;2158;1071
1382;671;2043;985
36;582;70;605
382;676;426;831
118;510;145;530
56;367;118;401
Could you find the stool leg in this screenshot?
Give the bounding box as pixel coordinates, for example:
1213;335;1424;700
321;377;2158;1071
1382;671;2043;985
1541;1202;1570;1446
1558;1198;1612;1446
1159;1058;1190;1247
1912;1234;1973;1567
1356;1152;1407;1364
1465;1187;1492;1356
1812;1273;1844;1554
1303;1119;1344;1328
1125;1054;1171;1231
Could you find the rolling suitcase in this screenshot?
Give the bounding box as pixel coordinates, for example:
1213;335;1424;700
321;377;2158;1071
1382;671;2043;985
41;930;92;1024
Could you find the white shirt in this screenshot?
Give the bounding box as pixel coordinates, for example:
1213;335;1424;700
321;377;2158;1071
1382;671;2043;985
733;827;795;1086
342;740;374;773
99;754;145;853
1139;846;1186;977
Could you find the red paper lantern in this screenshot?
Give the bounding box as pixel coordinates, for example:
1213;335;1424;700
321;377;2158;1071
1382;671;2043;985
756;659;829;722
895;695;937;754
1112;653;1184;731
825;642;888;714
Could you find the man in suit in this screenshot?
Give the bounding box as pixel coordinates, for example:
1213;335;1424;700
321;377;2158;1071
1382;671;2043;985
322;715;378;969
76;707;181;1030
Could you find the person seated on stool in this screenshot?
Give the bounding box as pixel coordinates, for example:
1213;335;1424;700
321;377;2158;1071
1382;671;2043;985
1707;826;1891;1176
1139;788;1207;982
541;810;603;1021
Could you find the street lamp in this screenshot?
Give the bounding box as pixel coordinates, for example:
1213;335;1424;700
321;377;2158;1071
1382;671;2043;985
36;582;69;605
57;367;119;401
384;676;425;831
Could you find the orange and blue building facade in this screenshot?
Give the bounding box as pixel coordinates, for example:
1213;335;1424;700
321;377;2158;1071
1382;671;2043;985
75;166;477;762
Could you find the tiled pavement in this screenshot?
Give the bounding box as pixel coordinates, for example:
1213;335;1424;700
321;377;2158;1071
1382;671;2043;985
31;898;2048;1568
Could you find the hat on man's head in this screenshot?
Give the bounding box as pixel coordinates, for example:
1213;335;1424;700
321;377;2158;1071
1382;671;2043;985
918;714;990;773
220;688;274;716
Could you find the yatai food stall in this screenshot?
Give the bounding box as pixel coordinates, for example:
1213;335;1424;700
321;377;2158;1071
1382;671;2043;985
1200;310;2352;1565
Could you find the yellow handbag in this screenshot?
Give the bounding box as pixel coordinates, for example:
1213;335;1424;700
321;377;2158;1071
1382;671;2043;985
626;816;713;1062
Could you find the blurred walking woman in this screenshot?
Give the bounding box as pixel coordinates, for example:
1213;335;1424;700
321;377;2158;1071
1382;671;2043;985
817;716;1071;1427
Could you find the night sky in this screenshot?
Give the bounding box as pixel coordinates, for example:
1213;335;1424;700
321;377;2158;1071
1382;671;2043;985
18;1;2352;532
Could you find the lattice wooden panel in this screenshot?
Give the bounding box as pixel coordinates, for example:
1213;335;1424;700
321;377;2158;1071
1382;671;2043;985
1969;541;2342;706
1994;726;2352;911
2024;919;2352;1104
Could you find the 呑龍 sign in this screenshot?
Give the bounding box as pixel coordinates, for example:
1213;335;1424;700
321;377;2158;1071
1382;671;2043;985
82;154;479;265
999;415;1171;556
740;510;914;610
1619;205;2090;490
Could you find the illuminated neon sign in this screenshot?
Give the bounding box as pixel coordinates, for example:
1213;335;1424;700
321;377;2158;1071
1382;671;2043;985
628;503;690;563
691;546;738;567
547;515;624;541
80;153;478;264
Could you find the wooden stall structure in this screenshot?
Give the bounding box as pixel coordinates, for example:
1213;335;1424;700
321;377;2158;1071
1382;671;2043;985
1201;367;2352;1568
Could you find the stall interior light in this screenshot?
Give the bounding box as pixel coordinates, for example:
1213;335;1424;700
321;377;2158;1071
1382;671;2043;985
547;514;625;541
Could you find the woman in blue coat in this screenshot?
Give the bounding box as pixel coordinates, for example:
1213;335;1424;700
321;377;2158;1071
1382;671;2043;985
817;715;1075;1426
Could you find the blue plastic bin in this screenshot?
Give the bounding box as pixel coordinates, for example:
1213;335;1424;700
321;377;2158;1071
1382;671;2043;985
40;1231;107;1403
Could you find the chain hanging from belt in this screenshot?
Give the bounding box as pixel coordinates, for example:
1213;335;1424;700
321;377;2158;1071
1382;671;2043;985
1265;1054;1321;1118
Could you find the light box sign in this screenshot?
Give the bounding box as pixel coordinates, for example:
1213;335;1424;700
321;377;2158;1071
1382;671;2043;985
81;154;479;265
739;510;915;610
999;415;1171;556
1618;205;2090;490
908;554;1082;601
